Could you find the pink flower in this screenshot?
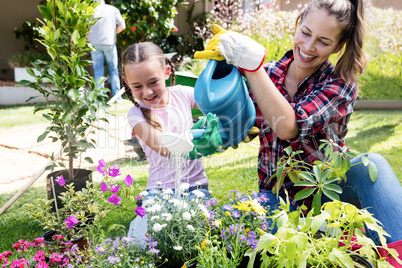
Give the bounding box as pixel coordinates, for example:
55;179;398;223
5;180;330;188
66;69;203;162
52;235;64;241
110;184;120;194
55;175;65;186
12;240;31;252
124;174;133;187
10;258;29;267
64;215;79;229
97;159;107;176
131;26;137;32
36;261;49;268
32;237;45;247
172;27;179;32
108;194;121;206
135;195;143;200
100;182;109;192
108;164;121;177
33;250;45;262
135;206;146;218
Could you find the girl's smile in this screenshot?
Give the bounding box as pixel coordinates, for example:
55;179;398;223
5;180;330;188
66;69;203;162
123;58;170;109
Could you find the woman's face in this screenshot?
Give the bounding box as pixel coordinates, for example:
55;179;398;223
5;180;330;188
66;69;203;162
123;58;170;109
293;7;344;75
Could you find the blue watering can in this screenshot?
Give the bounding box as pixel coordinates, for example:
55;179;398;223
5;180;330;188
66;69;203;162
191;60;256;147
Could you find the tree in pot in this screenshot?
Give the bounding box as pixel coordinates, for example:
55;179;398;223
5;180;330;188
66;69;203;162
17;0;110;204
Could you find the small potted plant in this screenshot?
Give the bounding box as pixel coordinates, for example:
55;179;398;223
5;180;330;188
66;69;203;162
24;160;136;251
17;0;110;203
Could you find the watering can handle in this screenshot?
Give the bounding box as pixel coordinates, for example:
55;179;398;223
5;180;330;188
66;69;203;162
203;60;218;97
190;129;206;140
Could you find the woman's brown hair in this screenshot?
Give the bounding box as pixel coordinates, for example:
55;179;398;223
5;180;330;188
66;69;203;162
295;0;368;83
121;42;176;132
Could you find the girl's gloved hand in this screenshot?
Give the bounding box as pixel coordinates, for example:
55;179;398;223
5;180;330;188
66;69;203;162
194;24;266;72
188;113;222;160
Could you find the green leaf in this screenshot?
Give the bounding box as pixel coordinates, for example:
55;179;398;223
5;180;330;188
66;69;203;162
311;190;322;216
25;67;36;78
299;172;316;183
310;210;330;237
361;155;369;166
37;131;50;142
323;183;342;193
38;6;53;20
288;172;299;183
323;188;340;201
68;88;80;101
84;157;93;164
294;188;316;202
284;146;292;156
294;181;316;187
368;160;379;182
328;248;354;267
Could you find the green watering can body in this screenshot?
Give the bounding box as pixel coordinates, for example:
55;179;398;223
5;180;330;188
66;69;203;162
193;60;256;147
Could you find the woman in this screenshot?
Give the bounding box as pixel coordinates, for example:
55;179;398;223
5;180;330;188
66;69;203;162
195;0;402;257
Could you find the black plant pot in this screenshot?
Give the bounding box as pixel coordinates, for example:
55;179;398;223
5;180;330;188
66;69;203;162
46;169;92;212
349;251;375;268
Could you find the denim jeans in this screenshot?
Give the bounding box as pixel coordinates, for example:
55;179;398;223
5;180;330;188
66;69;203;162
259;153;402;245
90;44;121;97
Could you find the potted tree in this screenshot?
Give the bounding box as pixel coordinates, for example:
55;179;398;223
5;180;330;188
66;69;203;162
17;0;110;208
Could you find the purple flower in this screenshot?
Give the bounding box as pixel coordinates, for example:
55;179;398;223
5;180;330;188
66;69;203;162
209;198;218;206
124;174;133;187
232;210;241;219
149;247;160;254
107;256;120;264
97;159;107;176
226;244;233;252
100;182;109;192
110;184;120;194
108;194;121;206
239;235;247;244
108;164;121;177
220;229;228;240
64;215;78;229
260;222;269;231
223;204;233;211
55;175;65;186
135;206;146;218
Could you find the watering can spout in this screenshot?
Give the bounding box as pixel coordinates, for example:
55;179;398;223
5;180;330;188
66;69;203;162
193;60;256;147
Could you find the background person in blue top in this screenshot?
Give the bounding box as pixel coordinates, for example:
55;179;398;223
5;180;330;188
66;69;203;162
88;0;126;100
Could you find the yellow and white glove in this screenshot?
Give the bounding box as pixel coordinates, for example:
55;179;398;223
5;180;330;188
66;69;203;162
194;24;266;72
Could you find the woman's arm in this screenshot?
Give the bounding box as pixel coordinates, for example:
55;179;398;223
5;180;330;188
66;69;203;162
245;68;299;140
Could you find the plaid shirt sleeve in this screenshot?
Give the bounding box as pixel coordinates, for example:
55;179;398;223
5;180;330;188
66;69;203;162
250;50;358;210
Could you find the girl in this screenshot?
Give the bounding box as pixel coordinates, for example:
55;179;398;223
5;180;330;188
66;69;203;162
195;0;402;260
123;42;218;245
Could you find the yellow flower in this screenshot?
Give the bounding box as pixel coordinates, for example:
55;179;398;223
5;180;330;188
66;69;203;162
233;201;251;212
201;239;208;249
244;228;250;233
249;197;267;216
181;265;187;268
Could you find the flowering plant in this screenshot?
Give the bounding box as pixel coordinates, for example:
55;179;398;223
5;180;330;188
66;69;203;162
195;190;269;267
24;159;136;243
136;183;210;267
0;236;80;267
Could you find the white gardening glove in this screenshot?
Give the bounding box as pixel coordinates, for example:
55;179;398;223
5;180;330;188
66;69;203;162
194;24;266;72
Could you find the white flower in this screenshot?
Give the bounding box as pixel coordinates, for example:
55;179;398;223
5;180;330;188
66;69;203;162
151;216;159;221
163;188;174;195
190;210;196;217
169;199;181;207
139;191;148;197
146;207;156;213
142;199;155;207
173;246;183;251
162;213;173;222
182;211;191;221
192;189;205;198
161;223;167;228
186;225;195;231
196;181;201;186
182;193;190;197
180;183;190;191
156;181;162;186
176;201;188;210
153;223;163;232
151;204;162;212
203;210;211;219
213;219;221;227
162;194;170;200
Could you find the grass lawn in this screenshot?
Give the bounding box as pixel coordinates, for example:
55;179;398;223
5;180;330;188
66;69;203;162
0;102;401;253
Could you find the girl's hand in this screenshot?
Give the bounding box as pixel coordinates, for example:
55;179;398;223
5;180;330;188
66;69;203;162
194;24;266;72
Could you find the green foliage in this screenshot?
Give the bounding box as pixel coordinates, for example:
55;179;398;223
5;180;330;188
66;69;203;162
7;51;51;68
17;0;110;177
246;197;392;268
113;0;180;49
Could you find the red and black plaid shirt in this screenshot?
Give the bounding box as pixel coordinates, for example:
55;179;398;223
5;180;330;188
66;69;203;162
252;50;358;210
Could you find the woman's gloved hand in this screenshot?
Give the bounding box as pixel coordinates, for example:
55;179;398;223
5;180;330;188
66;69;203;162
188;113;222;160
194;24;266;72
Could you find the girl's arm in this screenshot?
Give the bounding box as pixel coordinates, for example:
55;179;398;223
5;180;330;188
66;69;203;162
133;121;170;157
245;68;299;140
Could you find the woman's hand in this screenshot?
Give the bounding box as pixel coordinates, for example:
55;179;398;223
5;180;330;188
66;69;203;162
194;24;266;72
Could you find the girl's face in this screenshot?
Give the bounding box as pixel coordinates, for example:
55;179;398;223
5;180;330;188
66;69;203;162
293;7;344;75
123;59;170;109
